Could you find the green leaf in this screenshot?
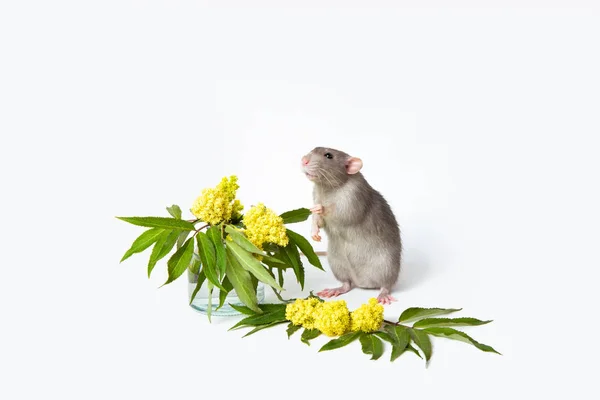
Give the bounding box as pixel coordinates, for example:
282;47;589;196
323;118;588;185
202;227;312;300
423;327;501;354
162;237;194;286
398;307;462;323
391;342;408;362
120;228;164;262
384;325;410;361
280;208;311;224
217;276;233;310
189;270;206;305
242;321;287;337
262;254;287;265
224;225;264;255
406;344;423;359
188;254;201;275
286;229;324;270
226;241;283;291
176;230;190;249
279;242;304;290
373;331;394;344
207;226;227;277
117;216;195;230
197;232;225;291
225;250;261;313
409;328;433;361
287;323;301;339
301;329;322;346
359;333;384;360
230;308;287;330
413;317;493;329
385;325;410;346
148;230;179;277
229;303;257;316
166;204;182;219
207;281;214;322
319;331;361;352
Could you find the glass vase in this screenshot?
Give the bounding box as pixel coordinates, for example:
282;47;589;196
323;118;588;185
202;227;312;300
187;270;265;316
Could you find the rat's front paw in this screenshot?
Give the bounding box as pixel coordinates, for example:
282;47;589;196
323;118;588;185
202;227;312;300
311;224;322;242
310;204;323;215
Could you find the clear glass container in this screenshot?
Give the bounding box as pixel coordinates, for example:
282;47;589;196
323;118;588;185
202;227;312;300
188;270;265;316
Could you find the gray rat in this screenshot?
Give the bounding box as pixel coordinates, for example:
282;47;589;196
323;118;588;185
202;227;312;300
301;147;401;304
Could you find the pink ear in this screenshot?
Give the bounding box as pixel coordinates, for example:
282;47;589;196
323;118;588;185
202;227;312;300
346;157;363;174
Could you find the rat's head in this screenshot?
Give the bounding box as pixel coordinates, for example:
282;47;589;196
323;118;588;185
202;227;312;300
301;147;363;187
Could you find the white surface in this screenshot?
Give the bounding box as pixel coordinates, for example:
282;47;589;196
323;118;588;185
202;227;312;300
1;1;600;399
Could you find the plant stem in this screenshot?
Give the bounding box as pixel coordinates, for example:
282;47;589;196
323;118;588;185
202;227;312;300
383;319;409;328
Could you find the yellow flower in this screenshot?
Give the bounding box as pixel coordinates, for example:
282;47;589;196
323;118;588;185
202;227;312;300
350;298;384;333
190;176;243;225
314;300;351;337
242;203;288;249
285;298;322;330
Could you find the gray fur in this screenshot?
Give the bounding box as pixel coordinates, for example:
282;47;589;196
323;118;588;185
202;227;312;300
304;147;402;292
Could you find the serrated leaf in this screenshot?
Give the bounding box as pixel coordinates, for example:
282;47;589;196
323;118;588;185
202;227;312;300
242;321;287;337
409;328;432;361
280;208;311;224
384;325;410;361
148;230;179;277
224;225;264;255
176;230;190;249
391;342;408;362
359;333;384;360
319;331;361;352
197;232;225;291
217;276;233;310
413;317;492;329
117;216;195;230
189;270;206;304
287;323;301;339
398;307;462;323
225;250;261;313
373;331;394;344
166;204;182;219
279;242;304;289
423;327;501;354
120;228;164;262
286;229;323;270
207;226;227;277
406;344;423;359
230;308;287;330
301;329;322;346
226;241;283;291
162;237;194;286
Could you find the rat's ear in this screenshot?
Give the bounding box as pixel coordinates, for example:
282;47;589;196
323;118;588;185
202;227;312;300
345;157;363;174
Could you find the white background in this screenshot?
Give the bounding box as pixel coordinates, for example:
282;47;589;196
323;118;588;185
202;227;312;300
1;1;599;398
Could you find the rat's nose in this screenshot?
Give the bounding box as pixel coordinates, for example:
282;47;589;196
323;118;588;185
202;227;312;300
301;156;309;165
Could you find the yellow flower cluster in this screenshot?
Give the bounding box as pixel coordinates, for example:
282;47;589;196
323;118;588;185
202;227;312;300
242;203;289;249
191;176;244;225
285;297;384;337
350;298;384;333
315;300;351;337
285;297;321;330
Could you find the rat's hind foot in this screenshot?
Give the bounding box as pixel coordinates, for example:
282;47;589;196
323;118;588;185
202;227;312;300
377;288;397;305
317;282;353;298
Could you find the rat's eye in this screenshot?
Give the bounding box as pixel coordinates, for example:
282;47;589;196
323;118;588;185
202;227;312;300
324;153;333;159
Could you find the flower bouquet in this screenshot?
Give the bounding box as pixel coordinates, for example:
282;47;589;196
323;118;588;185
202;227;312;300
118;176;322;319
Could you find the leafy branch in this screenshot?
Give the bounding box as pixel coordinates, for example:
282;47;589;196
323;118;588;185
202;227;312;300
118;205;321;320
230;301;500;364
